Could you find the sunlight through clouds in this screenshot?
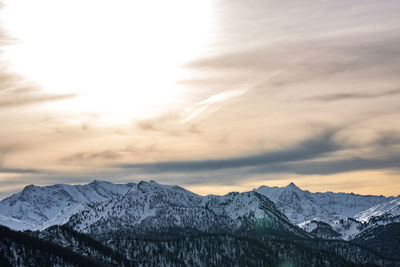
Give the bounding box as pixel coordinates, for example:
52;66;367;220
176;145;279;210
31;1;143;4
1;0;214;123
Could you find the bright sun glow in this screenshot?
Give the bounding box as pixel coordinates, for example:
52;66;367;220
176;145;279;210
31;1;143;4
2;0;213;124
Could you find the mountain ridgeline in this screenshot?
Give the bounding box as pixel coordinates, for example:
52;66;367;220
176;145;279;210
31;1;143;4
0;180;399;266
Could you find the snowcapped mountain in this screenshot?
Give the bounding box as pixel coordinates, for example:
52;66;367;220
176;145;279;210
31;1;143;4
1;180;399;266
255;182;400;242
298;197;400;241
0;180;133;230
255;182;393;225
346;197;400;242
0;179;397;243
0;180;307;239
67;180;307;239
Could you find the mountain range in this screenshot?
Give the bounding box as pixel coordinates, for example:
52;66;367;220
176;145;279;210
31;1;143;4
0;180;399;266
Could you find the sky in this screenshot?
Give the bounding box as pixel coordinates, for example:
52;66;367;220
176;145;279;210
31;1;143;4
0;0;399;199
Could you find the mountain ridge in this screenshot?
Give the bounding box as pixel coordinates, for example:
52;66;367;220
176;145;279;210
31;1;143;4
0;179;399;266
0;180;398;232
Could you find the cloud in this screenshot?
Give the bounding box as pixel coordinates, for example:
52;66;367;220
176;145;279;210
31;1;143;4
113;128;400;180
197;89;248;105
181;89;248;123
135;112;181;132
372;131;400;147
279;155;400;175
304;89;400;102
117;128;342;173
63;150;123;162
187;33;400;85
0;167;42;174
134;112;202;136
0;22;76;109
0;90;76;108
185;0;400;98
0;142;26;167
62;142;162;163
0;69;75;109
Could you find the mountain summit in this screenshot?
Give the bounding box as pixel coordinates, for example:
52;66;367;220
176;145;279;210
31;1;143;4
286;182;299;188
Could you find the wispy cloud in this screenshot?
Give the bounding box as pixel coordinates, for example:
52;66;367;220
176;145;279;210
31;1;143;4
304;89;400;102
0;167;42;174
197;89;248;105
182;88;252;123
0;90;76;108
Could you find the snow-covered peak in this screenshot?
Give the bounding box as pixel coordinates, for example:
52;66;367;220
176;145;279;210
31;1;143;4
0;180;134;230
0;179;208;231
66;185;303;239
256;184;393;225
285;182;301;191
260;184;398;241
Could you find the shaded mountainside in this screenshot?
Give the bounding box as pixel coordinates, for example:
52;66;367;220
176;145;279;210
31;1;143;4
30;225;129;266
26;224;386;267
299;238;399;266
106;234;355;267
352;222;400;260
0;225;106;267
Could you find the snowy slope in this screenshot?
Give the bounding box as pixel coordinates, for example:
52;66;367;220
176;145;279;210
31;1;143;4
332;198;400;240
297;197;400;240
256;183;399;240
0;180;133;230
299;218;366;241
355;197;400;222
331;218;365;240
298;220;320;233
256;182;393;225
0;215;37;231
298;220;342;239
